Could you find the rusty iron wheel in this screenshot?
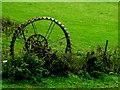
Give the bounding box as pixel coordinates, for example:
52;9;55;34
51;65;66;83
10;17;72;58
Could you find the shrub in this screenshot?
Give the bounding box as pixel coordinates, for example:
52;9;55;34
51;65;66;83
85;45;119;77
2;17;20;61
2;17;19;37
77;70;91;79
2;53;45;83
68;53;86;75
89;70;103;78
2;46;119;80
44;53;71;76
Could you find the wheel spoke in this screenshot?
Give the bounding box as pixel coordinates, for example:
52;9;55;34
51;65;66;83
50;37;66;44
37;35;40;41
45;21;53;37
32;22;37;34
21;30;27;43
46;22;55;40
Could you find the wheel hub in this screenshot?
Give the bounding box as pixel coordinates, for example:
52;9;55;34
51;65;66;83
25;34;48;57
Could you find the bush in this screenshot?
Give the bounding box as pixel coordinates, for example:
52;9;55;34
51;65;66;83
77;70;91;79
68;53;86;75
2;17;20;61
2;47;119;80
44;53;71;76
85;46;119;77
2;17;19;37
89;70;103;78
2;53;45;83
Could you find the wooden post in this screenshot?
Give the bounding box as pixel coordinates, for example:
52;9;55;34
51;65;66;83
104;40;108;56
103;40;109;68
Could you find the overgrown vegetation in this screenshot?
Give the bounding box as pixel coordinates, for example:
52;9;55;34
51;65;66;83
2;47;119;81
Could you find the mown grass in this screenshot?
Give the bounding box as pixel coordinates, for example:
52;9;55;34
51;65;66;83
2;2;118;52
2;74;118;88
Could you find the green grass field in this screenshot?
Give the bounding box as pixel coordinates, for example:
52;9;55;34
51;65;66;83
2;2;118;52
2;2;119;88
